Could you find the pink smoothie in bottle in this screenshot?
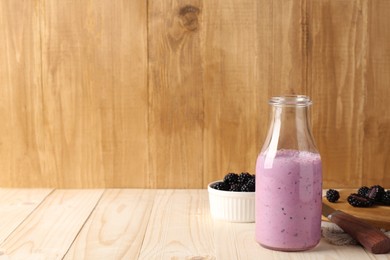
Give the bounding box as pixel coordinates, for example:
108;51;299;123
255;149;322;251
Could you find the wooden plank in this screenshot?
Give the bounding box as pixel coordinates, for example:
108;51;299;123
363;0;390;186
63;189;156;259
201;0;260;186
0;189;53;244
138;190;215;259
265;0;309;95
0;0;49;186
0;189;380;259
0;189;103;259
148;0;204;188
39;0;149;188
309;0;367;188
0;0;148;188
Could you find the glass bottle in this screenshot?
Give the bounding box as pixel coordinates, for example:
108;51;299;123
255;95;322;251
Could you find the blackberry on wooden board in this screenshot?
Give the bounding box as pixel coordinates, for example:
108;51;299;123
325;189;340;203
367;185;385;202
347;193;374;207
380;190;390;205
357;186;370;197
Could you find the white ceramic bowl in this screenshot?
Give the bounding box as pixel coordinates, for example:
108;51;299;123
208;180;255;222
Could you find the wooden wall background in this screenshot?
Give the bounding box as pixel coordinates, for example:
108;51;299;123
0;0;389;189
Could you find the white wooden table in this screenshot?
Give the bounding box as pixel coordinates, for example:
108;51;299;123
0;189;388;259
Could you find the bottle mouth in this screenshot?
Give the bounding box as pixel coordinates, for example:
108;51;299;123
269;95;312;107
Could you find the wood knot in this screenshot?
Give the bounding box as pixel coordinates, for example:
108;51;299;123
178;5;200;31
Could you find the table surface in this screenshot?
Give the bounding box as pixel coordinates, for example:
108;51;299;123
0;189;388;260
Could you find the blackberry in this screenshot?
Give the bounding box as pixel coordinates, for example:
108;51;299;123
211;181;228;191
223;173;239;184
357;186;370;197
367;185;385;201
229;183;241;192
380;190;390;205
241;179;255;192
347;193;374;207
240;184;249;192
219;172;255;192
246;177;255;187
237;172;253;184
325;189;340;203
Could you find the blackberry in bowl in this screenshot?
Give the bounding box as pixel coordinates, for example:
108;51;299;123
208;172;255;222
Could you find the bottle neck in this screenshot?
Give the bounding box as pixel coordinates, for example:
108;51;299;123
262;102;318;154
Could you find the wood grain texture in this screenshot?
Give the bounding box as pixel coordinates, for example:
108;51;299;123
40;0;148;188
363;0;390;186
264;0;309;95
0;1;46;186
202;0;261;185
0;189;103;259
0;0;389;188
0;189;53;244
138;190;214;259
148;0;204;188
64;189;156;259
0;189;381;259
0;0;148;188
309;0;367;188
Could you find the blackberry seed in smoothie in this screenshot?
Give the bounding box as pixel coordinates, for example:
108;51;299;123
255;149;322;251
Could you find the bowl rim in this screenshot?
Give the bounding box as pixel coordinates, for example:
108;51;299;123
207;180;255;197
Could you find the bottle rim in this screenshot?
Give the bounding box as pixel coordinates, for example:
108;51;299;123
269;95;312;107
